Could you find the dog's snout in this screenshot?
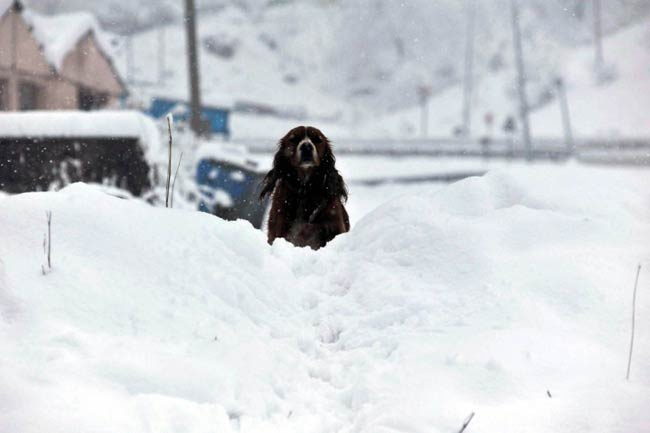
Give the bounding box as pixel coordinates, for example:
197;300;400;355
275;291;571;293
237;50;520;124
299;142;315;161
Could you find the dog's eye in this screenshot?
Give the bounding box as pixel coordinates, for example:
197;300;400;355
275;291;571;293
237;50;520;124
284;134;299;147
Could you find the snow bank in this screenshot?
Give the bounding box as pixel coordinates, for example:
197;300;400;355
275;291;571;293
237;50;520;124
0;166;649;433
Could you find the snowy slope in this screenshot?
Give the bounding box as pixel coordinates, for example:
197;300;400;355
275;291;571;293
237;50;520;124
531;18;650;138
115;5;345;120
362;15;650;140
1;165;649;432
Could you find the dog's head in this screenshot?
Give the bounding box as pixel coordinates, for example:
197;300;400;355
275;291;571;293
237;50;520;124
260;126;338;199
279;125;333;171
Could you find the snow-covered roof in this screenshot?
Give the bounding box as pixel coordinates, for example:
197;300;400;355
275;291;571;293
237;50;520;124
0;110;161;159
22;9;114;71
0;0;13;17
1;1;117;73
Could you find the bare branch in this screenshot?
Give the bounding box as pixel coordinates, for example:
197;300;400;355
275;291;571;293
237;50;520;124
458;412;475;433
46;211;52;270
165;114;174;208
626;264;642;380
170;152;184;209
42;211;52;275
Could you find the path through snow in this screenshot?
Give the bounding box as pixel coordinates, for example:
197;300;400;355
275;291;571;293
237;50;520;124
0;165;649;433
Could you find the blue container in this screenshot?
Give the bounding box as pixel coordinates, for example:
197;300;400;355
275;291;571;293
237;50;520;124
147;98;230;137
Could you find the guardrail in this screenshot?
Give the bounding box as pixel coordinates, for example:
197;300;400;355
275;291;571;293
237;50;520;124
234;137;650;166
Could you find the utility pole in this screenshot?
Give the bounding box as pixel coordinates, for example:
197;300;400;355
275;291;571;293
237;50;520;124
461;0;476;138
510;0;532;160
184;0;204;136
126;34;134;85
592;0;604;75
158;27;166;85
555;77;574;155
418;85;432;138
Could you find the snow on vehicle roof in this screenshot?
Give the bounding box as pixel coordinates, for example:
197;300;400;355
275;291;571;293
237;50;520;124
195;141;264;172
22;9;114;71
0;110;161;159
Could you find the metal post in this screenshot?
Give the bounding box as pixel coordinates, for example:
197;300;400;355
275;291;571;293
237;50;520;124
461;0;476;137
555;78;574;155
8;1;21;110
184;0;204;136
418;85;431;138
126;34;134;85
158;27;166;85
510;0;532;160
593;0;604;74
421;96;428;138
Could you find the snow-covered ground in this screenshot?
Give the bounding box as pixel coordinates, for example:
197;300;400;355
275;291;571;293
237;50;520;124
1;164;649;433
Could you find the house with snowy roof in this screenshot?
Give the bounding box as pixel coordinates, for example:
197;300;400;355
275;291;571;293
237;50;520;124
0;0;125;111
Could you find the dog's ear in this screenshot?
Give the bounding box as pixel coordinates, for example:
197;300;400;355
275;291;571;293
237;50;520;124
333;170;348;203
319;136;336;171
317;139;348;203
260;136;291;200
259;169;276;200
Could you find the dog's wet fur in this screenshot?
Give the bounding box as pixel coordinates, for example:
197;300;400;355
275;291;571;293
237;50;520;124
260;126;349;250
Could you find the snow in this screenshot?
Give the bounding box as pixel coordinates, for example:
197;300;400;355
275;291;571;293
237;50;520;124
116;6;345;121
229;113;351;141
530;18;650;138
364;16;650;140
1;165;649;433
195;141;263;172
0;110;162;161
112;2;650;141
0;0;11;17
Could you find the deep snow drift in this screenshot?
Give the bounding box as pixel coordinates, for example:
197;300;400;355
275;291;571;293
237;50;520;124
1;166;649;433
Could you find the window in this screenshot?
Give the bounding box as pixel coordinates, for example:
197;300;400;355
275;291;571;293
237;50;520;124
79;87;109;111
0;79;7;110
19;82;42;110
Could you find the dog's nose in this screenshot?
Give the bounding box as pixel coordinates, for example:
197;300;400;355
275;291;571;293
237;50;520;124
299;143;314;161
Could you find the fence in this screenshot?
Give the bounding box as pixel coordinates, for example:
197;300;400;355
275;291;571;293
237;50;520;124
234;137;650;166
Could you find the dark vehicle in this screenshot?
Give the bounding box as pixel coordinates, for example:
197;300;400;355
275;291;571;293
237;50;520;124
196;148;269;229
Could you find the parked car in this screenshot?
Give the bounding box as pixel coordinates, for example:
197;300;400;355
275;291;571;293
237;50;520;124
195;144;269;229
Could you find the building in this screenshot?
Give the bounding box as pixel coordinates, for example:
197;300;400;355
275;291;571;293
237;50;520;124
0;0;125;111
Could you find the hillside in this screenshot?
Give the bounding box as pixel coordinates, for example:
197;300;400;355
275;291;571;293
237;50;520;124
95;0;650;139
359;15;650;139
1;165;649;432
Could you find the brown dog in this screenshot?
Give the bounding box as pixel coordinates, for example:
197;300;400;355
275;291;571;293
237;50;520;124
260;126;350;249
